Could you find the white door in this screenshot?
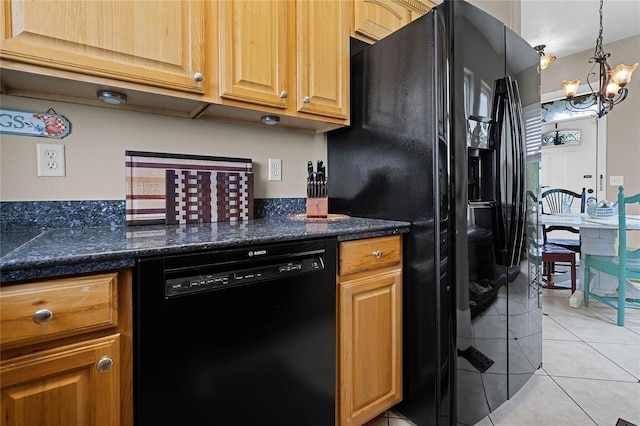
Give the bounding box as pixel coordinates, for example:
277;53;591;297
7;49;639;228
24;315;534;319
541;115;606;208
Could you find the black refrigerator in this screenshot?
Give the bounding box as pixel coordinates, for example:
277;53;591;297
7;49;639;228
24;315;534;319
327;1;542;425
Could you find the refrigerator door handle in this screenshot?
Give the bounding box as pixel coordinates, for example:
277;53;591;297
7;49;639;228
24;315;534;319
490;76;526;267
490;78;508;265
503;76;525;266
505;77;527;267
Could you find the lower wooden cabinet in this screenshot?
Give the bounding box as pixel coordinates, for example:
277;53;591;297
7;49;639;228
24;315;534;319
338;235;403;426
1;334;121;426
0;270;133;426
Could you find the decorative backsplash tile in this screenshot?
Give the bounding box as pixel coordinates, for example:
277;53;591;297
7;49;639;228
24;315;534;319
125;151;253;225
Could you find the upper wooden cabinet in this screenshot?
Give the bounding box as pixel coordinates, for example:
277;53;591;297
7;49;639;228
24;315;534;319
296;0;350;120
0;0;205;95
352;0;437;44
211;0;349;128
0;0;351;132
218;0;289;109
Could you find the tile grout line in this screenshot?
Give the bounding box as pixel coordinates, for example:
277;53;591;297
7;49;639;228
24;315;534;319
546;372;601;425
582;340;640;382
544;300;599;425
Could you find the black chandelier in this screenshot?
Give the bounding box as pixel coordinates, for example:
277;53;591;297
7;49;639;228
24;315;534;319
561;0;637;118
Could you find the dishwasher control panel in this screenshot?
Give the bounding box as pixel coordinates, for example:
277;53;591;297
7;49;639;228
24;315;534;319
165;256;324;298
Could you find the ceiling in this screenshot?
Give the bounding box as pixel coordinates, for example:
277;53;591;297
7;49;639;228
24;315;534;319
520;0;640;59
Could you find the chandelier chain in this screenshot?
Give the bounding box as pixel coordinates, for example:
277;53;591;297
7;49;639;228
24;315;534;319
593;0;608;61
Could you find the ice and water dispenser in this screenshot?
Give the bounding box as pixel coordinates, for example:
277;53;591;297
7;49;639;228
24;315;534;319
467;115;495;203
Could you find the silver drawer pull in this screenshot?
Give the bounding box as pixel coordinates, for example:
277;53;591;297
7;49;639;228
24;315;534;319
32;309;53;324
96;356;114;373
372;250;382;259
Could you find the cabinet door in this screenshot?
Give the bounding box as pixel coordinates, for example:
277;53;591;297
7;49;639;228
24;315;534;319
296;0;349;120
218;0;289;109
352;0;412;44
1;334;120;426
0;0;205;94
338;268;402;426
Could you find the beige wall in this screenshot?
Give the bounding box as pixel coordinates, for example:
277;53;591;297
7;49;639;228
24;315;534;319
0;95;326;201
540;35;640;206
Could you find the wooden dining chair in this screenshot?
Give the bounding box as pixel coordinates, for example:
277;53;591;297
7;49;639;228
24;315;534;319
584;186;640;326
541;187;586;253
527;191;577;293
541;243;577;293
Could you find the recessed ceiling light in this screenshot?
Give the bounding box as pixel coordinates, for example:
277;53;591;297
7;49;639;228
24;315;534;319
97;90;127;105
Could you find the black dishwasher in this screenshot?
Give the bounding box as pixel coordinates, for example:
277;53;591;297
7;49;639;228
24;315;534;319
134;238;337;425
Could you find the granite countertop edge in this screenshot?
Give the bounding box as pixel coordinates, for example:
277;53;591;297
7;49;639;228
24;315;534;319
0;217;411;282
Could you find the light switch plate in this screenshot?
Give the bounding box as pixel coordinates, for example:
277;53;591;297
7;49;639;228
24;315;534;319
609;175;623;186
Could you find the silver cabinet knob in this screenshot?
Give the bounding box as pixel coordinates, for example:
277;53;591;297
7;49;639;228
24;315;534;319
303;96;311;104
193;72;204;82
280;91;288;99
32;309;53;324
372;250;382;259
96;357;114;373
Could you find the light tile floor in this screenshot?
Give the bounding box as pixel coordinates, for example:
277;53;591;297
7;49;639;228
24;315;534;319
365;288;640;426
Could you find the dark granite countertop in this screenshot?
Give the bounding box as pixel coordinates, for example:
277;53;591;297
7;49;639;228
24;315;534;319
0;216;410;282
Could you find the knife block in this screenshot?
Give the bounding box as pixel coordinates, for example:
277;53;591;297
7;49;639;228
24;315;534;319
306;197;328;218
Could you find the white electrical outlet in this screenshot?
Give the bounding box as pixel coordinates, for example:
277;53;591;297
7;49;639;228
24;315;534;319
37;143;66;177
268;158;282;181
609;175;623;186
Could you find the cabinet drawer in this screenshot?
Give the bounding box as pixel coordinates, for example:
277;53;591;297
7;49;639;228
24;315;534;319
1;272;118;347
339;235;401;276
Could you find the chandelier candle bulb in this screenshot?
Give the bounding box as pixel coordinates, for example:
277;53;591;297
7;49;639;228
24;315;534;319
561;79;581;98
609;63;638;86
534;45;556;70
605;81;621;98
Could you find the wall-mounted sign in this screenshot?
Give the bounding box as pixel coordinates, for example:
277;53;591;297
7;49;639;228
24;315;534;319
0;108;70;139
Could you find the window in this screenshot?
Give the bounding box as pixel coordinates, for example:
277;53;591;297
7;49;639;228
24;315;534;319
541;130;581;147
541;94;597;122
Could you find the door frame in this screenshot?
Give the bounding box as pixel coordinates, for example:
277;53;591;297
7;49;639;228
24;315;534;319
541;87;607;201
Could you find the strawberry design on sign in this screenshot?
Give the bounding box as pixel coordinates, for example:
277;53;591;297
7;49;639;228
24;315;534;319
34;114;67;136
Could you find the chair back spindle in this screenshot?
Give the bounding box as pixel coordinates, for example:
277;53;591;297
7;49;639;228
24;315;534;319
584;186;640;326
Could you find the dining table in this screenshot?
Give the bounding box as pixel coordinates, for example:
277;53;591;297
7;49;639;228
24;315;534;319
539;213;640;301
